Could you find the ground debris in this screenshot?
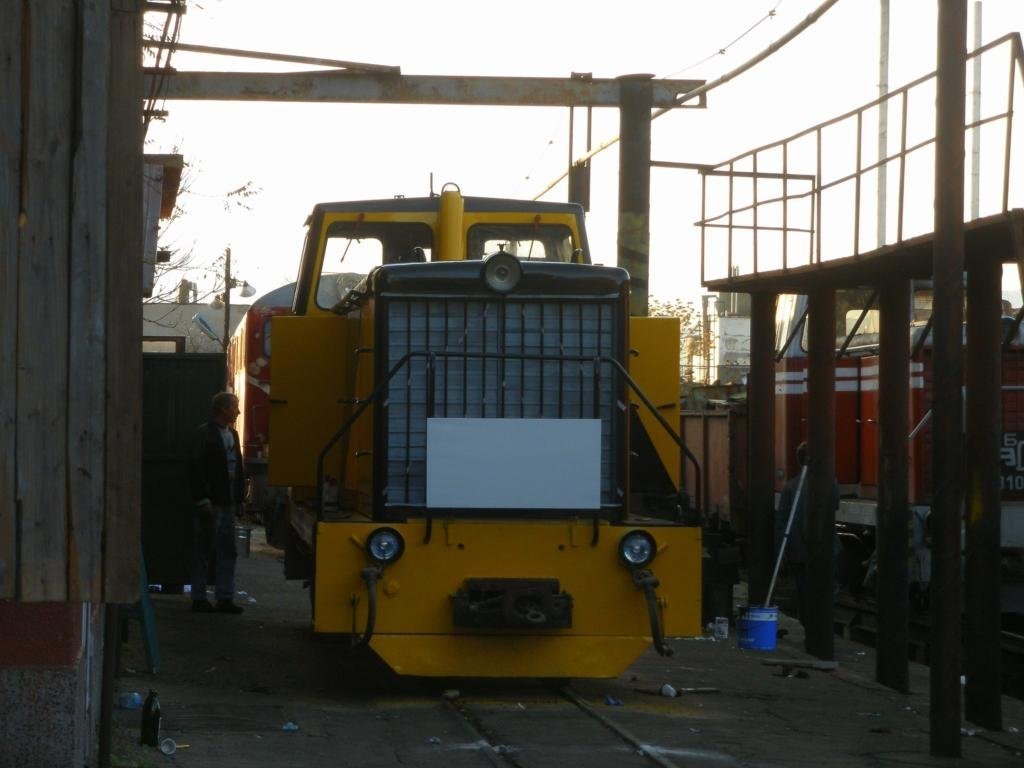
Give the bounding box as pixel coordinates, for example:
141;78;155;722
633;686;720;697
762;658;838;671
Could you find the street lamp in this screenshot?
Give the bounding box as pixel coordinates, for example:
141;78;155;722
209;246;256;351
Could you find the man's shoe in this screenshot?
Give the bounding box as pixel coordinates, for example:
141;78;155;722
216;599;244;615
191;599;215;613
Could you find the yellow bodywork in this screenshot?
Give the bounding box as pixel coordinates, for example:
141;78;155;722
628;317;682;488
269;189;702;679
267;316;349;487
315;519;701;678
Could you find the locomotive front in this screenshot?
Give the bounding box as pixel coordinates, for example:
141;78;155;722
270;190;701;678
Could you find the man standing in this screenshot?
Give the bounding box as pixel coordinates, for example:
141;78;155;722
189;391;245;614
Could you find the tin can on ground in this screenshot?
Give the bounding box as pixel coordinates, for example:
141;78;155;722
714;616;729;640
236;525;252;558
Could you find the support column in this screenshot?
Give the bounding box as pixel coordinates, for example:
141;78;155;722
964;254;1002;729
105;0;144;602
805;287;836;660
876;277;910;692
930;0;967;757
747;292;776;605
617;74;652;317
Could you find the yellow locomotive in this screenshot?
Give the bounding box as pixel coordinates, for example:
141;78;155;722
269;185;701;677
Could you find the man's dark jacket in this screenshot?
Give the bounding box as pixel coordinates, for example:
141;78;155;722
190;420;245;506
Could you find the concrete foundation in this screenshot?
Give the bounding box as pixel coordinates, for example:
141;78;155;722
0;602;105;768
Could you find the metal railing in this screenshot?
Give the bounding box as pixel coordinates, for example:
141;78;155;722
696;33;1024;285
314;350;702;520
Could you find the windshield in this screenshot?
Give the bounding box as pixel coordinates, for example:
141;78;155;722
467;223;577;262
315;220;434;310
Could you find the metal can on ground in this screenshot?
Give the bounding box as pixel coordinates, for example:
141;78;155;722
714;616;729;640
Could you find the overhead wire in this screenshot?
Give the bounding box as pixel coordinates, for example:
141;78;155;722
522;124;562;184
142;0;185;138
662;0;784;79
520;2;784;199
532;0;844;200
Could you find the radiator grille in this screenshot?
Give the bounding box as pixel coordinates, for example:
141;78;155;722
384;298;621;509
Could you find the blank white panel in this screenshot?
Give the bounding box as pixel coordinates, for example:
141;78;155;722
426;418;601;509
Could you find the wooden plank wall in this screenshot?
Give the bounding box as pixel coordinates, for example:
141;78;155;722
70;0;112;601
0;3;22;598
105;0;143;604
0;0;141;603
19;1;74;600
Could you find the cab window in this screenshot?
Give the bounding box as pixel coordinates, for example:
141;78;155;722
467;223;576;262
315;221;434;310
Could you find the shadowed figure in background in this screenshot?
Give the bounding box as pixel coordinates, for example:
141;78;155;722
189;391;246;614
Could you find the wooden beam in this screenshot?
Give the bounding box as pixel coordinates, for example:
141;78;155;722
104;0;143;604
0;0;22;599
146;70;706;108
17;0;74;601
68;0;110;602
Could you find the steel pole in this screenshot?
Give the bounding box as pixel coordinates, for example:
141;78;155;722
970;1;982;220
877;0;891;248
876;277;910;692
223;246;231;353
617;75;652;317
930;0;967;757
747;292;777;605
805;287;836;661
964;253;1002;729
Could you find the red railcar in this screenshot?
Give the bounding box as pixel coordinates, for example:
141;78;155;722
226;274;368;529
772;288;1024;591
228;284;295;518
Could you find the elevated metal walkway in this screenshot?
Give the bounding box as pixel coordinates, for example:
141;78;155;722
696;33;1024;294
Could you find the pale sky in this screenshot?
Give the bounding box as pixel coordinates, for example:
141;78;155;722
146;0;1024;307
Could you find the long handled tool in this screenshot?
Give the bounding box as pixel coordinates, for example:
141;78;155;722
764;464;808;608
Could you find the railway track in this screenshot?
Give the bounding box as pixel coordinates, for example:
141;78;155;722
833;595;1024;697
438;683;726;768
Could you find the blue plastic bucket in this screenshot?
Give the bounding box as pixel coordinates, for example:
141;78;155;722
737;605;778;651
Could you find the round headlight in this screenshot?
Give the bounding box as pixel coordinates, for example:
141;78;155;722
618;530;656;567
481;251;523;294
366;527;405;564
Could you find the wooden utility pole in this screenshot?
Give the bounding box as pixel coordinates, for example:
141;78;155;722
223;247;232;352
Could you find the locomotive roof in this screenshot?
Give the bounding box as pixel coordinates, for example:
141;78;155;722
307;196;585;219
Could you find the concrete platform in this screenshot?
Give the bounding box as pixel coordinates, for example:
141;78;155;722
112;529;1024;767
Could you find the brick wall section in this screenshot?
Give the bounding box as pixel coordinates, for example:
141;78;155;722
0;602;82;668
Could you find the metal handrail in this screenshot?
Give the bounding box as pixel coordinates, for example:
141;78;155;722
696;32;1024;281
314;350;701;520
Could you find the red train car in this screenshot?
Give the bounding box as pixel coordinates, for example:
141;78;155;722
226;275;367;536
228;284;295;520
772;287;1024;591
